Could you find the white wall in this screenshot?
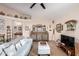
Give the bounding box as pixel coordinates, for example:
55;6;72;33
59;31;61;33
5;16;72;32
0;5;22;17
54;6;79;42
0;15;54;41
2;4;79;41
0;4;54;40
22;19;53;40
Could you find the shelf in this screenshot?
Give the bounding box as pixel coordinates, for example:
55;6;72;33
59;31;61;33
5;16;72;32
6;26;11;42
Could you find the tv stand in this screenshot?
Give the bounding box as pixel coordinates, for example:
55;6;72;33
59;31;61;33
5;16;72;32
58;43;75;56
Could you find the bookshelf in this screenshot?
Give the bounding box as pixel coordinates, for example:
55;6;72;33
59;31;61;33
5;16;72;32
6;26;11;42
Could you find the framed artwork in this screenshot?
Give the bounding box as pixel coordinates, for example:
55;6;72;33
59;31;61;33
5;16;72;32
32;24;46;32
14;26;17;29
56;23;63;33
32;25;35;31
65;20;77;31
25;26;30;31
18;26;22;31
14;26;17;32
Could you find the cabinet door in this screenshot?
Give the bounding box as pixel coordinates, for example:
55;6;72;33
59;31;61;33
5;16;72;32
31;34;36;40
42;34;48;40
37;34;42;40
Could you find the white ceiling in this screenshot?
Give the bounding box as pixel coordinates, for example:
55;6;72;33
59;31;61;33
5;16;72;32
1;3;79;20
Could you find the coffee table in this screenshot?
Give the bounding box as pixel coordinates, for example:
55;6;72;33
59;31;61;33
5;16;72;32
38;41;50;56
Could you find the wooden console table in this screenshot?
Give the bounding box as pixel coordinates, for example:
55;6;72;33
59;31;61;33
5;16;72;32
14;32;22;39
14;32;22;35
58;43;75;56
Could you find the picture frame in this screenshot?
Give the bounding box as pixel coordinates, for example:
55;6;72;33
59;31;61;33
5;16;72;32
18;26;22;31
25;26;30;31
56;23;63;33
65;20;77;31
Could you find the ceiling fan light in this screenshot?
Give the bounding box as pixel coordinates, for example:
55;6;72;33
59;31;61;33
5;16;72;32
40;3;46;9
30;3;36;8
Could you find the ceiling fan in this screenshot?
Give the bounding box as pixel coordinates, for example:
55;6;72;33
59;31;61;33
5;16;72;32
30;3;46;9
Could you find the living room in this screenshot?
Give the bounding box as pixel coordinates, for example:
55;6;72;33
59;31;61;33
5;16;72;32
0;3;79;56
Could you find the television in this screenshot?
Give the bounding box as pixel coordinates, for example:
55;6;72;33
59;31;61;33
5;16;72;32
61;35;75;48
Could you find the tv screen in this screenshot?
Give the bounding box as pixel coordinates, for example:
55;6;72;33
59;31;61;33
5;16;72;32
61;35;74;47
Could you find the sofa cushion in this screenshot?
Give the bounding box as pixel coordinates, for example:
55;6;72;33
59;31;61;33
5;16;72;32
15;41;22;50
3;44;16;56
14;42;32;56
1;42;11;49
20;39;26;46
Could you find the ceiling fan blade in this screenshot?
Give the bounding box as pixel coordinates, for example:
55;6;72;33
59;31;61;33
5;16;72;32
30;3;36;8
40;3;46;9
